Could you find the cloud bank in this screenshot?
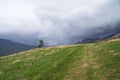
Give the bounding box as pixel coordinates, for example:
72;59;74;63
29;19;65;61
0;0;120;46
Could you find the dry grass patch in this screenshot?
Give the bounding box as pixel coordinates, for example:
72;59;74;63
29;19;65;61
64;45;101;80
12;59;21;64
0;71;3;75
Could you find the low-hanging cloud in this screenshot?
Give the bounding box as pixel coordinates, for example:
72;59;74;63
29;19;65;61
0;0;120;46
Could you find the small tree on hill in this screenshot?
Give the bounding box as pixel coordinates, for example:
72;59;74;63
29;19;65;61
38;40;43;48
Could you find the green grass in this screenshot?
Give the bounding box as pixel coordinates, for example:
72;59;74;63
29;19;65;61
0;39;120;80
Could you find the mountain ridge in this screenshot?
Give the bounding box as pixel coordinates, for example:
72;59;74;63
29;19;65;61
76;32;120;44
0;38;36;56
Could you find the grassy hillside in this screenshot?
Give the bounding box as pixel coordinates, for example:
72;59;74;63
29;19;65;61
0;39;120;80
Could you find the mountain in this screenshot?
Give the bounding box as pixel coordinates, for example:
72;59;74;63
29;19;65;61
110;33;120;39
0;38;36;56
0;38;120;80
76;32;120;44
75;22;120;44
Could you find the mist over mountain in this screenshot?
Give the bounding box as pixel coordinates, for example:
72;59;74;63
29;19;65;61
0;0;120;46
0;38;36;56
79;23;120;42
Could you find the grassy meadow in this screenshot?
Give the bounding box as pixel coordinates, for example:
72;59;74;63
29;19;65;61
0;39;120;80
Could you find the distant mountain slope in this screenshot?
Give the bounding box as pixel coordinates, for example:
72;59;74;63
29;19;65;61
110;33;120;39
76;32;120;44
75;22;120;44
0;38;36;56
0;39;120;80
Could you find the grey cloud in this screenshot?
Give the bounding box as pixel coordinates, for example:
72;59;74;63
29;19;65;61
0;0;120;46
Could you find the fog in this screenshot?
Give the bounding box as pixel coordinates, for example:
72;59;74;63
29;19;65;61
0;0;120;46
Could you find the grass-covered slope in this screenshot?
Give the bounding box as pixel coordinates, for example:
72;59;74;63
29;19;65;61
0;39;120;80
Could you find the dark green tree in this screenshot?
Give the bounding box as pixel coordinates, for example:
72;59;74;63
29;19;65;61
38;40;43;48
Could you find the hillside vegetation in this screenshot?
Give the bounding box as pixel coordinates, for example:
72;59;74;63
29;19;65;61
0;39;120;80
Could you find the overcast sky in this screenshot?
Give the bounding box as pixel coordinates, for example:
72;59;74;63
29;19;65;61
0;0;120;46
